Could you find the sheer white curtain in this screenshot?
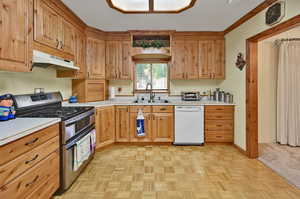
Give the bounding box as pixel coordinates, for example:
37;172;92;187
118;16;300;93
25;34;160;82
277;40;300;146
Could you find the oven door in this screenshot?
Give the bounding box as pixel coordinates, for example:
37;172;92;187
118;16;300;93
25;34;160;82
62;109;95;144
61;125;96;191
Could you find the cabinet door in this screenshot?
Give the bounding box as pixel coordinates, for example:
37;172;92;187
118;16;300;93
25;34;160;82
74;30;86;78
0;0;33;72
152;113;174;142
170;40;185;80
185;40;199;79
87;38;105;79
106;41;120;80
212;40;225;79
115;106;130;142
34;0;60;49
60;18;75;55
86;80;106;102
119;41;132;80
96;107;115;148
198;40;214;78
129;113;152;142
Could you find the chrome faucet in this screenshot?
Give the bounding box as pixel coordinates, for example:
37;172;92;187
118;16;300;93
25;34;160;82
146;83;155;103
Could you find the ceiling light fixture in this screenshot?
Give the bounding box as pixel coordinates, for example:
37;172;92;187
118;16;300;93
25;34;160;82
106;0;197;14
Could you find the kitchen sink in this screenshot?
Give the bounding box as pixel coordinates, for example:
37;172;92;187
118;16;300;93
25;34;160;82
132;99;171;104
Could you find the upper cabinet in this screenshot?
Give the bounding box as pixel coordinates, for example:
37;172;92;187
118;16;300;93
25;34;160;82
171;38;225;80
106;40;133;80
0;0;33;72
86;38;106;79
34;0;75;58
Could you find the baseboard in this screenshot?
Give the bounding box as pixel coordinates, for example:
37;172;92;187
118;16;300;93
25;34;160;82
233;144;247;156
114;142;173;146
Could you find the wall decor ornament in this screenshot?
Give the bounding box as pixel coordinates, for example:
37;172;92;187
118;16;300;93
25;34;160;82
235;53;246;71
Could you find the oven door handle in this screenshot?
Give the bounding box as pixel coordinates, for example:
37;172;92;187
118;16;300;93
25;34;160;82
65;127;95;150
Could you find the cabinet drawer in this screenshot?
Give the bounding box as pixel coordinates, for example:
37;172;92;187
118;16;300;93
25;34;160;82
0;136;59;186
129;106;151;113
205;131;233;143
25;173;59;199
205;120;233;131
152;106;173;113
0;150;59;199
0;123;59;165
205;111;233;120
205;106;234;113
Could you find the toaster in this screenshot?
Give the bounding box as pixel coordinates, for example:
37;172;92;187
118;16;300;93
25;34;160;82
181;92;201;101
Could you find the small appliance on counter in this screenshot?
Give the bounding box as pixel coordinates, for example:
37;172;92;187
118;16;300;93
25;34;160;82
0;94;16;121
181;92;201;101
69;95;78;103
210;88;234;103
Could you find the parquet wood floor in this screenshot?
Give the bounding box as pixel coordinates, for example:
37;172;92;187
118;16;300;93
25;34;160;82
53;145;300;199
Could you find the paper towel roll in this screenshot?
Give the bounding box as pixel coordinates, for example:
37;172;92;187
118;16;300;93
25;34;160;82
109;87;116;99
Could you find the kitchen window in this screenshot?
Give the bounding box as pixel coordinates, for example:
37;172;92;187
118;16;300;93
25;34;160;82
135;63;169;92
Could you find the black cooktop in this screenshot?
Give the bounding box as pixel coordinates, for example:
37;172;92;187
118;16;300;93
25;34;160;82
17;106;93;121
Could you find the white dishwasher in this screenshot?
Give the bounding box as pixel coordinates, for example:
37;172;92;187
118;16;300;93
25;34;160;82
174;106;204;145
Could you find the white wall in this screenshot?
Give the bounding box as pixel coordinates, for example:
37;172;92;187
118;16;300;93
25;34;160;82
258;26;300;144
222;0;300;150
0;67;72;99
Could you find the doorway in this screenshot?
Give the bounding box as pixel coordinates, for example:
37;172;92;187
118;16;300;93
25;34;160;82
246;15;300;158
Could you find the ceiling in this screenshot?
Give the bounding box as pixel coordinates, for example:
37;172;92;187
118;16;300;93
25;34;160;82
61;0;265;31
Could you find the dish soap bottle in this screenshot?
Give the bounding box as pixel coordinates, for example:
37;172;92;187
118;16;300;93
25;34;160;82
136;109;145;137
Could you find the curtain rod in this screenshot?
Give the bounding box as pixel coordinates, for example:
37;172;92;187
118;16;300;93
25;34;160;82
275;38;300;46
276;38;300;42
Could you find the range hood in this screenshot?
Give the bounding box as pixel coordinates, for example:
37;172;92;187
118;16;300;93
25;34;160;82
32;50;79;70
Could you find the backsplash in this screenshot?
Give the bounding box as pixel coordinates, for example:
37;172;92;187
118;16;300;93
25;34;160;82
0;67;72;99
108;79;224;96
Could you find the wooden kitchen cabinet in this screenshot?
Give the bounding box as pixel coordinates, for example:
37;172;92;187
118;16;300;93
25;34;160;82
198;40;213;78
86;38;106;79
34;0;75;57
170;40;185;79
129;112;152;142
106;40;133;80
0;123;60;199
171;39;225;80
127;106;174;143
73;30;87;78
198;40;225;79
0;0;33;72
59;18;75;55
34;0;60;50
185;40;199;79
171;40;199;80
72;79;107;102
96;106;115;148
212;40;225;79
205;106;234;143
56;29;86;79
152;112;174;142
115;106;130;142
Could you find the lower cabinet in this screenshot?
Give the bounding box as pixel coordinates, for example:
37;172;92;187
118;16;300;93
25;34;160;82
152;112;174;142
205;106;234;143
115;106;174;143
96;106;115;148
0;123;60;199
129;110;152;142
115;106;130;142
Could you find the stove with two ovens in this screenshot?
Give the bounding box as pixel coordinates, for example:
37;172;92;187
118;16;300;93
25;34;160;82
13;92;95;193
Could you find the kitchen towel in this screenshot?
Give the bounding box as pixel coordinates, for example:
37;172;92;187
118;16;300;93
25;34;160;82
90;129;96;152
73;133;91;171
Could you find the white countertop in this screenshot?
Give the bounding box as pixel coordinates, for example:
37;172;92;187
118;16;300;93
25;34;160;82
62;99;235;107
0;118;61;146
